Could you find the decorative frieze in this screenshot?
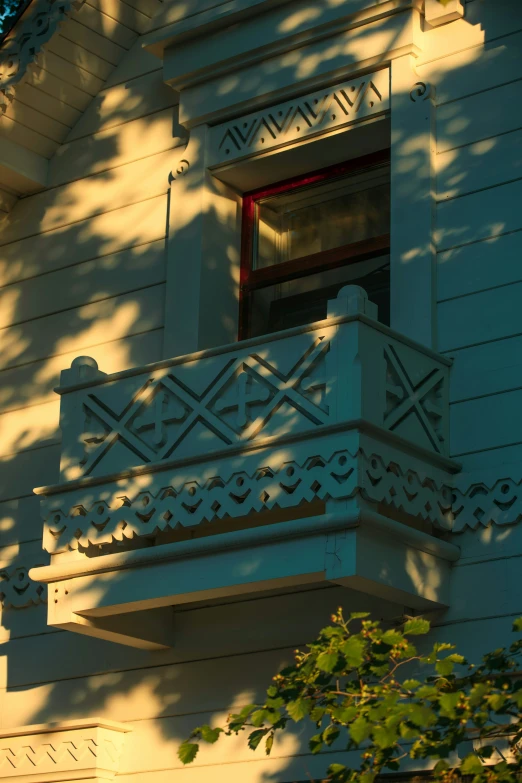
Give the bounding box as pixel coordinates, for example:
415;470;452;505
208;69;390;167
42;447;454;554
0;563;46;609
0;719;130;782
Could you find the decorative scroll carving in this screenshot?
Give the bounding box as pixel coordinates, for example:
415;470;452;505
410;81;434;102
384;344;445;453
209;69;389;166
75;337;330;476
0;564;46;608
0;719;129;782
0;0;85;114
43;449;453;553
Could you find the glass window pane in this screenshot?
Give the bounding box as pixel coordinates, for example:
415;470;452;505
254;164;390;270
249;254;390;337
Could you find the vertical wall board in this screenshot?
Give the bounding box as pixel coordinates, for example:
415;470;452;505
0;284;165;370
450;387;522;456
0;240;166;328
436;178;522;252
0;329;163;418
438;279;522;352
437;227;522;302
0;195;168;286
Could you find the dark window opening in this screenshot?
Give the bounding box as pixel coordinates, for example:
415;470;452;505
239;149;391;339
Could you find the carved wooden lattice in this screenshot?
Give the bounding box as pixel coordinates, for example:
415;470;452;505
76;337;331;476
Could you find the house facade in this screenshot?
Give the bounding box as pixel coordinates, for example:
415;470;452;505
0;0;521;780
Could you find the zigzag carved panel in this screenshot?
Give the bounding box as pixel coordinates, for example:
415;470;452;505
208;69;389;165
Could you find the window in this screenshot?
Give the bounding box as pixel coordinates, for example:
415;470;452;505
239;149;391;339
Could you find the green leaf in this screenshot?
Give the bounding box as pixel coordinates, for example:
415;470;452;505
460;754;484;775
178;741;199;764
349;717;371;745
402;679;421;690
342;637;365;668
435;658;455;676
309;733;323;754
439;692;460;717
408;704;437;727
433;760;450;775
381;630;405;646
323;725;340;746
265;734;274;755
286;698;311;722
200;726;222;744
317;650;340;673
404;617;430;635
349;612;370;620
373;725;398;748
250;710;268;727
248;729;268;751
331;705;358;723
513;617;522;632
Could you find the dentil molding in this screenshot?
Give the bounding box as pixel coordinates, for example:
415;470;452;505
0;718;130;783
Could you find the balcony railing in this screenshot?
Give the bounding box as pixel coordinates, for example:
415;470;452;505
31;287;460;649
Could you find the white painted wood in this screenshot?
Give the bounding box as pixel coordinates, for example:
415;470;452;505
59;17;127;65
47;34;114;81
448;333;522;404
103;40;162;88
390;55;436;348
87;0;152;33
66;70;177;141
0;239;165;329
436;177;522;252
14;83;83;128
0;400;59;459
438;279;522;352
24;66;94;111
0;136;48;194
0;329;163;418
0;115;59;159
0;285;165;371
419;28;522;106
1;150;173;244
0;195;168;287
437;230;522;301
0;444;61;502
437;128;522;202
437;79;522;154
451;387;522;456
4;99;71;144
29;50;105;96
48;108;179;187
71;2;137;49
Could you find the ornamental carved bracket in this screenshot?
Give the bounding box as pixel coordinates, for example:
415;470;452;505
0;0;86;114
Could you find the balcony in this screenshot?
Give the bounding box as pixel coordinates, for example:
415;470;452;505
31;287;460;649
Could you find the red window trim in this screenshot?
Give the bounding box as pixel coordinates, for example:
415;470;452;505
239;148;391;340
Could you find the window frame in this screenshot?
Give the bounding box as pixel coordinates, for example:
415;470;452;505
238;148;391;339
